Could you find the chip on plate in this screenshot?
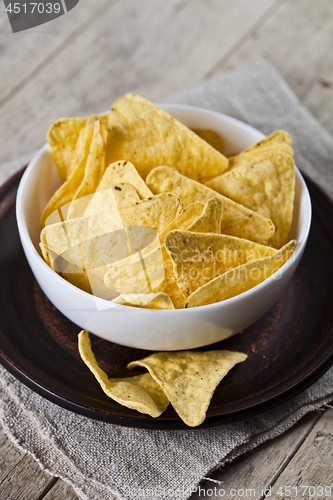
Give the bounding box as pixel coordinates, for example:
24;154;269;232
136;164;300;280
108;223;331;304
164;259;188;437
78;331;169;417
128;350;247;426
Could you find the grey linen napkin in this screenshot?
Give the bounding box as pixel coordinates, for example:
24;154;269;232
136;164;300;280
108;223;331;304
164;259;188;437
1;60;333;500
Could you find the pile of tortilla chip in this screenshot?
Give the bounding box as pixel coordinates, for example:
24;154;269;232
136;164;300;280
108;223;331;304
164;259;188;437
40;93;297;309
78;330;247;426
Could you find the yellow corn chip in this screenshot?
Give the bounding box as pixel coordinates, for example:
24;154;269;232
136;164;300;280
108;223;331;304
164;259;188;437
226;144;294;172
67;119;108;219
84;183;140;216
205;153;295;248
47;115;109;183
128;350;247;426
95;161;153;199
106;94;228;181
47;117;87;183
78;331;169;417
113;292;174;309
146;166;275;244
158;202;205;242
186;240;297;308
191;129;225;153
243;130;292;153
186;196;222;234
40;116;97;229
165;230;276;297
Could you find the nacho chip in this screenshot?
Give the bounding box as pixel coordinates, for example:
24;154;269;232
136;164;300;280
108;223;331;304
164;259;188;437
40;116;97;229
113;292;174;309
104;244;185;308
146;167;275;244
191;129;225;153
106;94;228;181
205;153;295;248
159;202;205;242
94;161;153;199
67;119;108;219
226;143;294;171
78;331;169;417
186;196;222;234
243;130;292;153
186;240;297;308
165;230;276;297
42;193;181;259
47;115;109;183
83;183;140;216
128;350;247;426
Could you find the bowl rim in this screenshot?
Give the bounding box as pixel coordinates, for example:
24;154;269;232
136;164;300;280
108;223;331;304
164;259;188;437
16;104;312;314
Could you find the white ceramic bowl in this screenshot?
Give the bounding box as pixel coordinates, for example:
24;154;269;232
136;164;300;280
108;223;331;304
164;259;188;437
16;105;312;350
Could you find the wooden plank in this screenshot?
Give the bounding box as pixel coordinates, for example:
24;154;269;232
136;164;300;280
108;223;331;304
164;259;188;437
218;0;333;104
0;0;113;106
42;479;80;500
0;0;278;165
0;426;25;483
190;412;320;500
270;409;333;498
0;453;56;500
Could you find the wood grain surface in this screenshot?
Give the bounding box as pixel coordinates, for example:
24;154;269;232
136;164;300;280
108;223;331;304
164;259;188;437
0;0;333;498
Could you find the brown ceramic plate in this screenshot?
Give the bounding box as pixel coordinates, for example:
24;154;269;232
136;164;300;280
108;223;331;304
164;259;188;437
0;169;333;430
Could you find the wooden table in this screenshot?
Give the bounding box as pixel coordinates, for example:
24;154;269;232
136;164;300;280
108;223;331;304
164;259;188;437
1;1;333;498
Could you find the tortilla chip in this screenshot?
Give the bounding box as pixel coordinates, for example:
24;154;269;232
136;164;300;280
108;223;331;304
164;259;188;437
128;350;247;426
113;292;174;309
47;115;109;183
146;167;275;244
186;240;297;308
82;183;140;217
78;331;169;417
205;153;295;248
226;143;294;171
191;129;225;153
159;202;205;242
42;193;181;258
186;196;222;234
243;130;292;153
94;161;153;199
165;230;276;297
40;116;97;229
104;244;185;308
106;94;228;181
67;119;108;219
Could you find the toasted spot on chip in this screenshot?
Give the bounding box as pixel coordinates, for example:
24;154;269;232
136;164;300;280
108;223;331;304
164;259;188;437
146;166;275;244
191;129;225;153
186;240;297;308
187;196;223;234
78;331;169;417
205;153;295;248
165;230;276;297
106;94;228;181
113;292;174;309
128;350;247;426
